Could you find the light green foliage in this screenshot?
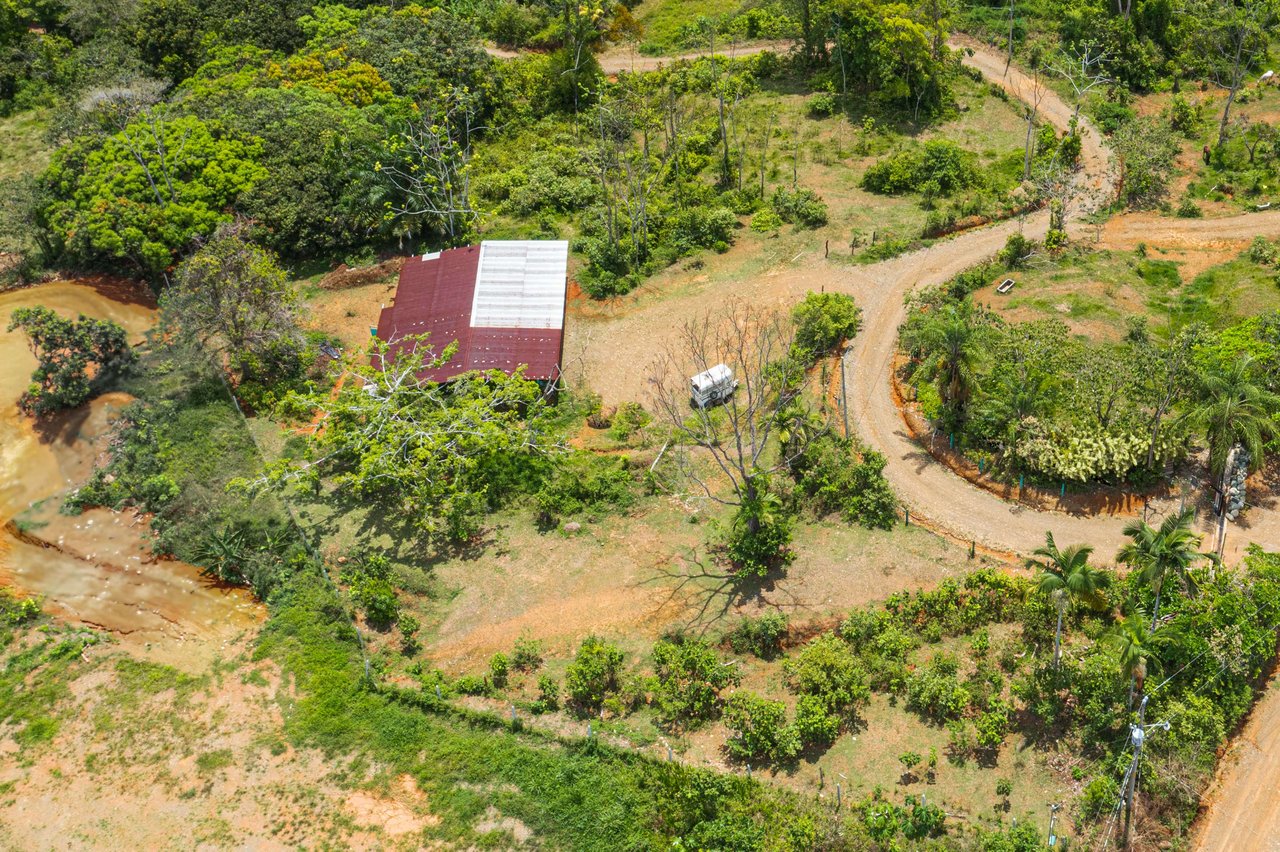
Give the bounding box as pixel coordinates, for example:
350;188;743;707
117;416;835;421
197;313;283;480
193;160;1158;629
650;636;740;725
261;342;554;546
792;292;862;356
792;694;839;748
721;691;798;762
784;634;871;720
7;306;134;415
489;652;510;688
828;0;951;114
42;114;266;275
564;635;625;711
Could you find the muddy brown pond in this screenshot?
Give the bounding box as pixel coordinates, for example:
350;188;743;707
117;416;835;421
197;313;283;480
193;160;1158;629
0;280;262;667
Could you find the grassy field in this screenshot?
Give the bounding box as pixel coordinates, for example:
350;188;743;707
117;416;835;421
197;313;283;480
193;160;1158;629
0;109;50;184
974;245;1280;342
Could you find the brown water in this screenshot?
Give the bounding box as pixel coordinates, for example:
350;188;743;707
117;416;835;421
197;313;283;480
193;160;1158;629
0;280;262;666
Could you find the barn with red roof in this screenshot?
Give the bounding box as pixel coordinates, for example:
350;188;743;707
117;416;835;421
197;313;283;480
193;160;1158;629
375;240;569;384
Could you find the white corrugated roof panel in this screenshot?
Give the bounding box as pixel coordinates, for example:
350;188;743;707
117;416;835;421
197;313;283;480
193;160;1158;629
470;240;569;329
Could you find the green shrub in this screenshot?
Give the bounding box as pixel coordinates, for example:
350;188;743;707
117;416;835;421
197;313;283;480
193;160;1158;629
807;91;838;117
750;208;783;233
512;634;544;672
792;694;839;748
534;453;634;524
565;635;625;711
1248;236;1279;266
651;636;741;725
862;140;979;196
1176;198;1203;218
723;500;795;578
607;402;651;442
533;674;560;713
722;691;799;762
771;187;829;228
905;653;970;722
792;292;862;356
998;232;1037;268
1168;94;1200;137
784;634;870;719
667;206;738;254
454;674;490;696
489;652;510;688
1080;774;1119;820
791;433;898;529
727;612;789;659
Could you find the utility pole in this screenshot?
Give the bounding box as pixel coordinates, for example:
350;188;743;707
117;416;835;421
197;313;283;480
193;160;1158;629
840;346;850;438
1047;803;1061;847
1122;696;1171;850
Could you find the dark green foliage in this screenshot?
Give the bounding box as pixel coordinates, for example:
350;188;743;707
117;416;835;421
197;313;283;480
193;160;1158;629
862;140;981;196
7;307;134;415
792;292;861;356
723;499;795;578
564;635;625;711
727;612;789;659
533;453;635;525
790;432;899;529
342;553;400;630
651;635;741;726
771;187;829;228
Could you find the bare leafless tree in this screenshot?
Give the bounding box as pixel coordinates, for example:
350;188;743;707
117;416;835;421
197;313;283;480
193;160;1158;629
1045;42;1112;123
648;303;820;529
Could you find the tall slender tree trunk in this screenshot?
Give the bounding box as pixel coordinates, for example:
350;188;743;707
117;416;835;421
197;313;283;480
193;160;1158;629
1053;603;1064;668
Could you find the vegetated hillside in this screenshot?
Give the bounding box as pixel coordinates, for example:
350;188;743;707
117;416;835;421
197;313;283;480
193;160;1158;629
3;0;1280;846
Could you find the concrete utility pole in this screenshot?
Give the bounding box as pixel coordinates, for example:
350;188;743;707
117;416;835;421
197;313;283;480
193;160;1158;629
1122;696;1171;850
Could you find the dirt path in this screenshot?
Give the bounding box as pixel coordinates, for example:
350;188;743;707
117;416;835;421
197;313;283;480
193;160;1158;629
485;40;791;75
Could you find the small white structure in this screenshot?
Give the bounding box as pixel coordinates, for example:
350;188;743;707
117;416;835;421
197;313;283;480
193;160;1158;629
690;363;737;408
996;278;1016;294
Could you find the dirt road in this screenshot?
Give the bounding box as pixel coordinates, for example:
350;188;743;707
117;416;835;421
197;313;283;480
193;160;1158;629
1194;672;1280;851
485;40;790;75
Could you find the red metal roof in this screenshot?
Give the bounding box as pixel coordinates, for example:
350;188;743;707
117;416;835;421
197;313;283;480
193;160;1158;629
375;245;565;383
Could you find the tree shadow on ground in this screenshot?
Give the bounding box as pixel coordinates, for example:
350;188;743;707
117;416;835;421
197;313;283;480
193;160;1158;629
636;547;817;636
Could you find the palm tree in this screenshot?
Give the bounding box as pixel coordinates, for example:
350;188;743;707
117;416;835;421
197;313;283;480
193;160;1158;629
1183;354;1280;496
1031;532;1109;668
979;370;1056;454
1118;508;1203;628
907;305;983;419
1106;608;1167;708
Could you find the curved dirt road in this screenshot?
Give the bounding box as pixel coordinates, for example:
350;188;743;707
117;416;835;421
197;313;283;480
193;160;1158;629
567;39;1280;560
